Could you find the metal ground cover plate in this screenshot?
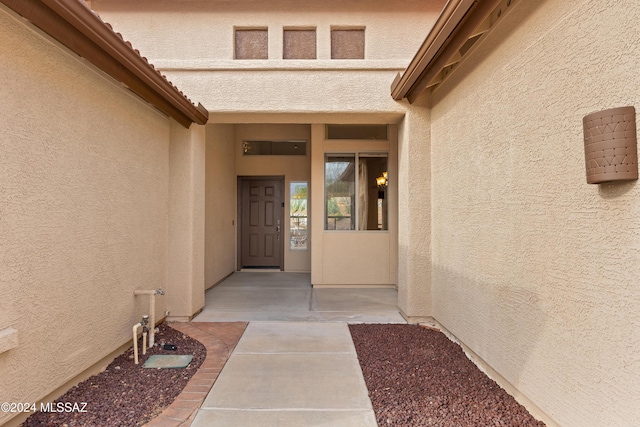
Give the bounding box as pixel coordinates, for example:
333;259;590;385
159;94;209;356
142;354;193;369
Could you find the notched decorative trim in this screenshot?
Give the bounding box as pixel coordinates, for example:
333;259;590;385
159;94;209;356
392;0;517;103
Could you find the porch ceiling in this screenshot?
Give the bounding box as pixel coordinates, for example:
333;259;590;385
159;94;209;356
205;111;406;125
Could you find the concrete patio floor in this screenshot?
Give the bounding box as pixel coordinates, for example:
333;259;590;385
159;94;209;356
184;272;405;426
192;271;406;323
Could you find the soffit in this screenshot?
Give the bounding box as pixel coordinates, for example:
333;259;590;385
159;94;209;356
1;0;208;128
391;0;518;103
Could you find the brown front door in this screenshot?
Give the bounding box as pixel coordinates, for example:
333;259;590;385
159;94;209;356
239;177;284;270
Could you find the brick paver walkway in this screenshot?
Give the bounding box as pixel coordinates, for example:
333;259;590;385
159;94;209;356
144;322;247;427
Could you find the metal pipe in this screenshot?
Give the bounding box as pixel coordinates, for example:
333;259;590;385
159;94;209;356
141;314;149;355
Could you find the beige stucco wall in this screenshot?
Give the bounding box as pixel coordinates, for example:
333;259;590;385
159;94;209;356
236;124;312;272
397;96;433;319
90;0;447;286
91;0;446;122
429;0;640;425
205;124;237;287
167;123;206;320
310;125;398;286
91;0;444;61
205;124;312;279
0;7;175;425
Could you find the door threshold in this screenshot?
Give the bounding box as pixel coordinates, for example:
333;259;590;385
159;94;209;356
240;268;283;273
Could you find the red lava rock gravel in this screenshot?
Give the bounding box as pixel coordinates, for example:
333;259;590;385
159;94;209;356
349;324;546;427
21;323;205;427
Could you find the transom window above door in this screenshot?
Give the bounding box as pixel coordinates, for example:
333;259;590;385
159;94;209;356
242;140;307;156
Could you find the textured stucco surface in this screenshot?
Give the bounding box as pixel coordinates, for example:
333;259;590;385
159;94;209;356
90;0;446;119
235;124;312;273
430;0;640;425
0;8;172;425
7;0;639;424
397;98;433;319
91;0;443;286
167;123;206;319
205;124;237;287
91;0;445;62
310;126;398;286
164;70;407;119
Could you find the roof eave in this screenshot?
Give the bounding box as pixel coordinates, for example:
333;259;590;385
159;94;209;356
2;0;208;128
391;0;505;103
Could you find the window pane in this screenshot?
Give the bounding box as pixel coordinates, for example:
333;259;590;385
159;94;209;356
271;140;306;155
242;140;271;155
325;155;355;230
243;140;306;155
326;124;387;140
358;156;388;230
290;182;308;250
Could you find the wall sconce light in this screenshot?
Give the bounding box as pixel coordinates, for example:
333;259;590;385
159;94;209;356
376;171;388;199
583;106;638;184
243;141;250;154
376;171;388;189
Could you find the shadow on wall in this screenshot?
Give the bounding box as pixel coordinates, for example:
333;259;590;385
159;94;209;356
429;0;547;102
597;179;636;199
431;264;548;392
